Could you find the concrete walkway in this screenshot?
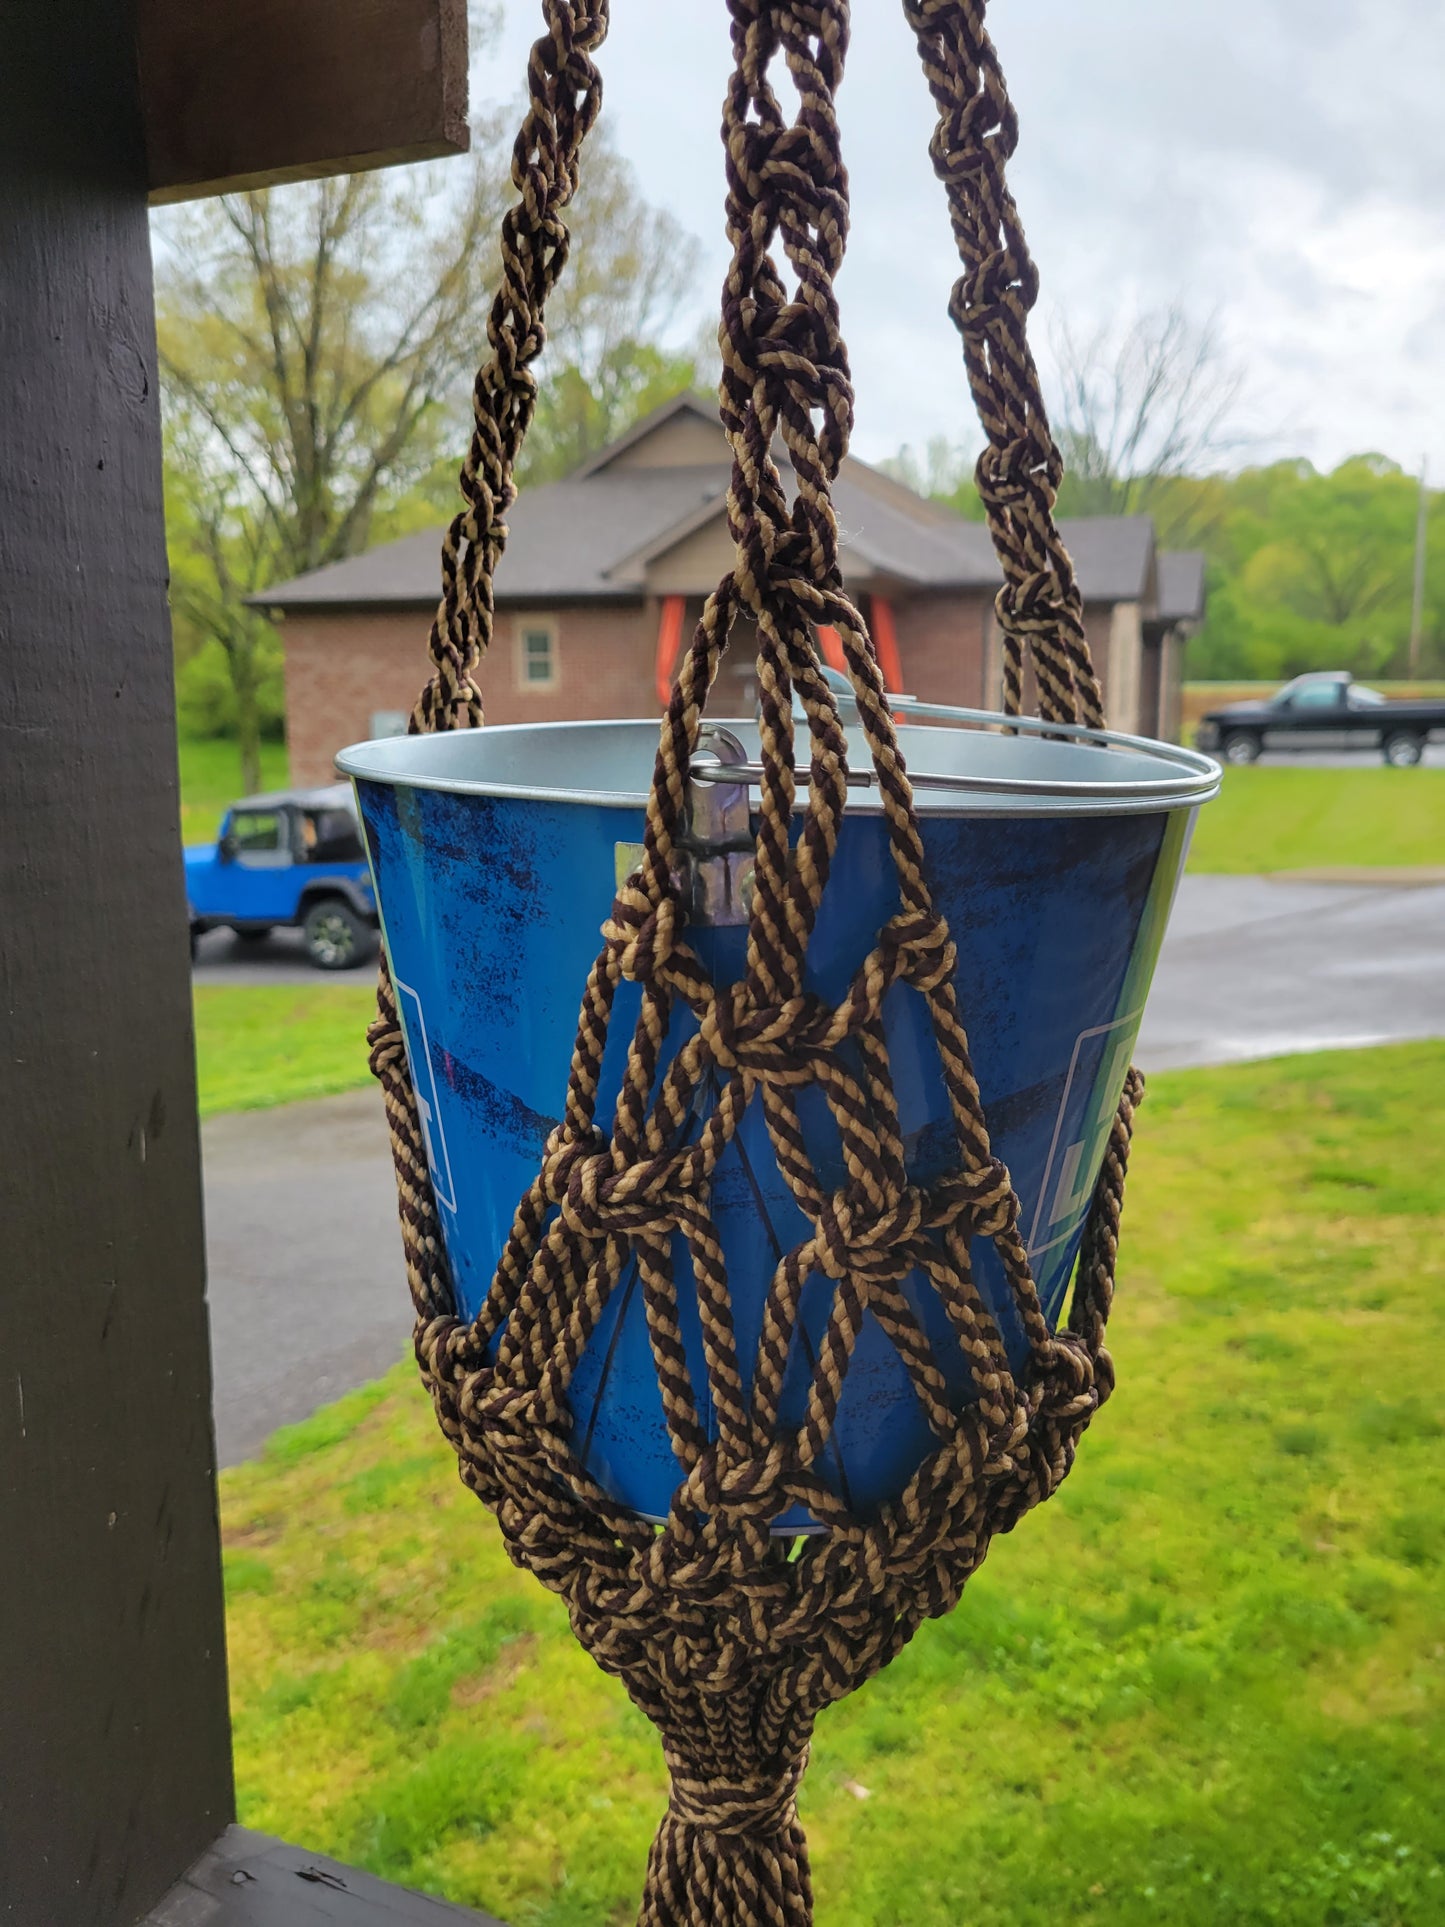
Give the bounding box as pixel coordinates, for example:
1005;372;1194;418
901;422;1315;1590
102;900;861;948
203;874;1445;1465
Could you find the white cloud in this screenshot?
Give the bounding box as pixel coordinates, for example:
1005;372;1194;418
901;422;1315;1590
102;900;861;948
480;0;1445;477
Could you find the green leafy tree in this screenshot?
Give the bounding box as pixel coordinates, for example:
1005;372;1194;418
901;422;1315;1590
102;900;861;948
1248;458;1415;626
155;148;512;790
517;148;707;483
156;43;705;791
1187;457;1441;681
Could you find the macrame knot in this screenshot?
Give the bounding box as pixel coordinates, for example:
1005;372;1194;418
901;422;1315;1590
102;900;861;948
665;1756;806;1840
958;81;1014;149
883;911;956;992
540;1140;674;1242
366;1010;405;1079
1032;1332;1097;1410
759;120;819;195
699;982;827;1082
554;1152;614;1241
602;886;678;983
931;1158;1017;1240
815;1188;922;1284
754;334;835;421
435;1315;491;1378
684;1441;792;1524
947;249;1016;334
540;1124;608;1202
557;1159;683;1241
415;1312;468;1379
470;1381;537;1448
975;436;1052;512
996;573;1073;644
930;86;1009;184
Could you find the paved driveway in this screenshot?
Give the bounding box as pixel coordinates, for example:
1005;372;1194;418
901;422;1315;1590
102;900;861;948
1136;873;1445;1070
194;922;345;986
204;1088;404;1465
202;874;1445;1465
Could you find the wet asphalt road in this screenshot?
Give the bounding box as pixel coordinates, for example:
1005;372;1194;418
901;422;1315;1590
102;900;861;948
1135;873;1445;1070
201;873;1445;1465
204;1088;404;1465
193;921;347;984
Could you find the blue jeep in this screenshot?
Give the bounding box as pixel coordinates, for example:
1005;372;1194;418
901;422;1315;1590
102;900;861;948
185;783;378;970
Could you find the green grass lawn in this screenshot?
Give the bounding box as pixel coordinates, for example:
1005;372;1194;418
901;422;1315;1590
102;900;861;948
222;1043;1445;1925
195;984;376;1117
178;735;289;843
1187;767;1445;874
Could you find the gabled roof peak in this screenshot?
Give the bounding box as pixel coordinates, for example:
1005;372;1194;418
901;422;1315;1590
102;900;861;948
571;392;725;479
253;390;1171;612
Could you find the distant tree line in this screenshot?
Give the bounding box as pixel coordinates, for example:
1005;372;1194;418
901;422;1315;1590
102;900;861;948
1134;458;1440;683
889;309;1442;687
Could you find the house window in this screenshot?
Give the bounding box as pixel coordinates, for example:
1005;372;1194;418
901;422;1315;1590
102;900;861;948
518;619;558;690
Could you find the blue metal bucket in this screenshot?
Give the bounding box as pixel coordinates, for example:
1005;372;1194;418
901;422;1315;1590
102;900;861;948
339;716;1218;1530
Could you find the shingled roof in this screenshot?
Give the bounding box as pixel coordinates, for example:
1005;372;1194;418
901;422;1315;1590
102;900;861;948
256;394;1162;613
1155;549;1207;626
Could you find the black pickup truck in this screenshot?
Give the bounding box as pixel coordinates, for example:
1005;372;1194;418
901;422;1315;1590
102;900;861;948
1196;672;1445;766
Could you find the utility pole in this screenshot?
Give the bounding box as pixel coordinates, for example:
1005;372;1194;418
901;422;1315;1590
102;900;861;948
1409;458;1428;682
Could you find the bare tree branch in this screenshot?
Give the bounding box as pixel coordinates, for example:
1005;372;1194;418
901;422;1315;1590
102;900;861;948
1048;306;1252;519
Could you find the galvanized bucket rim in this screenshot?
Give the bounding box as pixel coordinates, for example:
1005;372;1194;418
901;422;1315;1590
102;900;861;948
337;715;1222;818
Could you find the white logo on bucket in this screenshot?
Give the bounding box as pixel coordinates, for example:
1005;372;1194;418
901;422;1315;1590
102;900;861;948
1028;1013;1141;1261
394;977;458;1215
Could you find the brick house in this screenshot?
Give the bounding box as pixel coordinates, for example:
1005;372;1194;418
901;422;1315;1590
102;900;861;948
259;395;1206;785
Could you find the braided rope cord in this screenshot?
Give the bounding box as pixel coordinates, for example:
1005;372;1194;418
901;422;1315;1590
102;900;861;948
904;0;1104;729
367;4;1145;1922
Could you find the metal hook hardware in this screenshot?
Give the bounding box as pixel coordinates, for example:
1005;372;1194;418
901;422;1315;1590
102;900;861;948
611;725;758;927
677;724;755;925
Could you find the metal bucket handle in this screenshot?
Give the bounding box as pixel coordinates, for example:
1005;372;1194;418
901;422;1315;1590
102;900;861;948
690;702;1221;805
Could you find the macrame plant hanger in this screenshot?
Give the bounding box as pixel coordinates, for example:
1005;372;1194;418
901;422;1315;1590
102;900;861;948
368;3;1145;1923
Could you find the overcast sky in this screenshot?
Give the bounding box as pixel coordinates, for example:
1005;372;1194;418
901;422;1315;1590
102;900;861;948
480;0;1445;480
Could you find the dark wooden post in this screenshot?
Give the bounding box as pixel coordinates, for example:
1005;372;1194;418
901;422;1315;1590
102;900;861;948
0;5;234;1922
0;3;491;1923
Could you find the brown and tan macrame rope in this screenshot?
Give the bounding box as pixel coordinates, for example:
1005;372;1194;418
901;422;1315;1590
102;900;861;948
904;0;1103;729
368;5;1145;1923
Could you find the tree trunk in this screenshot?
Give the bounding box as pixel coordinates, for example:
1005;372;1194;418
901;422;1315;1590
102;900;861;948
230;631;263;796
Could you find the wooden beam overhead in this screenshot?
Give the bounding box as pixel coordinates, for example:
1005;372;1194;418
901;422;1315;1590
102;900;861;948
138;0;469;205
